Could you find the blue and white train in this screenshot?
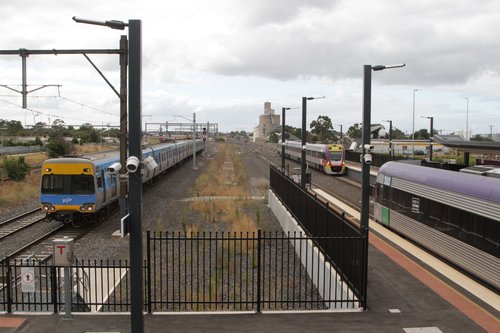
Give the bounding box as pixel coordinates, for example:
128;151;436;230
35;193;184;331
40;140;203;223
373;161;500;291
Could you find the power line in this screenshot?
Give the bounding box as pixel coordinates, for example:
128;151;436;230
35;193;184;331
58;96;118;117
0;98;89;123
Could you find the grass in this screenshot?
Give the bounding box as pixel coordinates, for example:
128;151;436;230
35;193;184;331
0;144;118;213
190;143;258;232
0;172;40;211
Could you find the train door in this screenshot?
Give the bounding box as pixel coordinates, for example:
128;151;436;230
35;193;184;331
110;173;117;198
96;169;106;205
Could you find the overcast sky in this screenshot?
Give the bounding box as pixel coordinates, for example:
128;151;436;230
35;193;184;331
0;0;499;135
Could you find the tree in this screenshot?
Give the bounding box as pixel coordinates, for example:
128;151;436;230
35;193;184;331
52;118;65;129
310;115;333;142
47;131;74;157
347;123;362;138
391;127;408;139
78;123;99;143
471;134;493;141
1;156;30;180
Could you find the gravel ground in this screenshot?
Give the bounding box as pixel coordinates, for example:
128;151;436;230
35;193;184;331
72;141;283;261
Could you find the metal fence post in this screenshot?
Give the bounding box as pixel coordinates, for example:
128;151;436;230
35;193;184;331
6;258;12;313
256;229;261;313
146;230;152;314
362;226;369;310
51;265;58;314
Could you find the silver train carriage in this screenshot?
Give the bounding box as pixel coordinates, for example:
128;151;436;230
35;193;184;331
373;161;500;291
40;140;204;223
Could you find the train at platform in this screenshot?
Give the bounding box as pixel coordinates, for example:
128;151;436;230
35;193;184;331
372;161;500;291
40;140;204;223
280;141;346;175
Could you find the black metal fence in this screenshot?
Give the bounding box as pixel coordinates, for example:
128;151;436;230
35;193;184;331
269;164;368;307
1;231;363;313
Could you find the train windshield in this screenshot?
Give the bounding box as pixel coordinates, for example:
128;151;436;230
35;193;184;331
330;152;343;161
41;175;95;195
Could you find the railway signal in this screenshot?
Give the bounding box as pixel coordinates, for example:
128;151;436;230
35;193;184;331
159;127;164;142
203;127;207;141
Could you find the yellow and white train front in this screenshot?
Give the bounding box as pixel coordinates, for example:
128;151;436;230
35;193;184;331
40;159;97;222
326;144;346;175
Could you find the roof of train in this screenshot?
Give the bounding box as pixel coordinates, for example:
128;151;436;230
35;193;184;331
42;140;199;168
378;161;500;204
285;141;328;152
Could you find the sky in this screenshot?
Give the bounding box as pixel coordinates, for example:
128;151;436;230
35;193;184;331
0;0;499;135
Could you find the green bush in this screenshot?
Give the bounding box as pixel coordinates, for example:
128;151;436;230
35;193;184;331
1;156;30;180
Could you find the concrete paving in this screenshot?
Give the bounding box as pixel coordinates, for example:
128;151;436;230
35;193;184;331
2;238;497;333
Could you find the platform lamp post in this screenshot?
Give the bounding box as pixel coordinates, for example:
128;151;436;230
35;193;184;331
412;88;420;159
301;96;325;187
421;116;434;161
361;63;405;311
361;64;405;230
464;97;469;140
73;17;144;333
382;120;393;160
335;124;343;144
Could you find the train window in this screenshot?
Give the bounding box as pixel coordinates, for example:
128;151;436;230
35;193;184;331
96;173;103;189
70;175;95;194
330;152;342;161
41;174;94;194
392;188;410;213
41;175;64;194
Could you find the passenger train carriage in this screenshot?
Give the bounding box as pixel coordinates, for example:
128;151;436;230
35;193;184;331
280;141;346;175
40;140;204;223
373;161;500;291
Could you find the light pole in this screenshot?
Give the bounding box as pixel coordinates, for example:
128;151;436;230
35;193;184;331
412;89;420;159
421;116;434;160
335;124;343;144
74;16;144;333
361;63;405;311
301;96;325;187
464;97;469;140
361;64;405;228
382;120;393;159
281;107;298;171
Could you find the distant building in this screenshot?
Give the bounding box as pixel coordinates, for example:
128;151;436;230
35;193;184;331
253;101;280;142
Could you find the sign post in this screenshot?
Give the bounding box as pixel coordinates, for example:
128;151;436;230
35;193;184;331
53;237;75;319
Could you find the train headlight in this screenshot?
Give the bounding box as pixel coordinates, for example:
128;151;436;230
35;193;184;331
87;206;93;211
49;206;56;211
43;206;49;211
80;206;86;211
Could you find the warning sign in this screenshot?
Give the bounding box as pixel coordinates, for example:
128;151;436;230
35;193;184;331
21;267;35;293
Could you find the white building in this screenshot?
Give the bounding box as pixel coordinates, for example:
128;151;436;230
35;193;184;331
253;101;280;142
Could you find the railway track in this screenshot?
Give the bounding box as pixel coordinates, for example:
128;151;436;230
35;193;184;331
5;217;109;263
0;208;46;241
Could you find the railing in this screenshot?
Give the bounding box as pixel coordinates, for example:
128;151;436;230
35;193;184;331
0;230;364;312
269;164;368;308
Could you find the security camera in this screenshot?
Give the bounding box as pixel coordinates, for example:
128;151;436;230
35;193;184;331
126;156;140;173
363;153;373;165
364;144;374;152
107;162;122;173
302;145;306;151
143;156;158;172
